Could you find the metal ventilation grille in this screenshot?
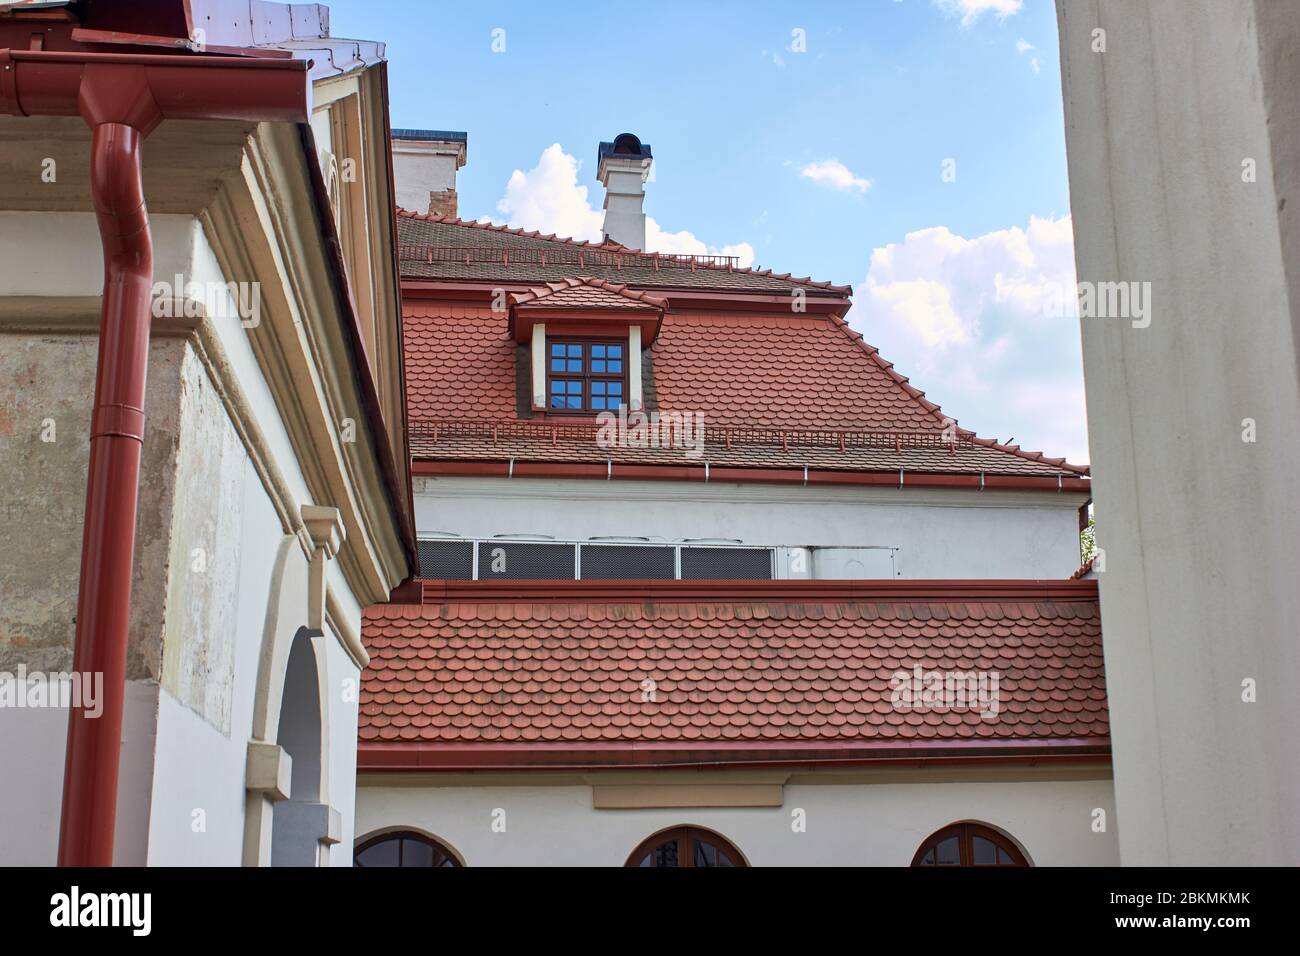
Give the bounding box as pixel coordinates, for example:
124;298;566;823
680;547;774;580
477;542;576;579
581;545;676;580
416;540;474;580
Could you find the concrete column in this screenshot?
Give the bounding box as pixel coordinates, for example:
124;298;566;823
1057;0;1300;864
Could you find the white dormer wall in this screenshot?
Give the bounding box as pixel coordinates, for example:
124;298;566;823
411;477;1087;580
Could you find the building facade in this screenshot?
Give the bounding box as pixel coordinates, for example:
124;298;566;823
0;0;413;865
354;134;1116;866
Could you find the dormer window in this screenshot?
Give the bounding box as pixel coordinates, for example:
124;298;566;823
548;339;626;412
508;277;666;415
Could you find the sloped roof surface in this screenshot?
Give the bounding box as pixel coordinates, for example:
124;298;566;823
401;301;1088;477
397;213;852;295
359;581;1108;765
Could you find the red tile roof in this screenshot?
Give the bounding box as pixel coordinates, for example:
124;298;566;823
1070;557;1096;579
404;302;518;421
359;580;1108;770
402;301;1088;478
511;276;667;310
397;211;853;295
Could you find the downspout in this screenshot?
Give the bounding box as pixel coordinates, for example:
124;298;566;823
61;114;155;870
1;48;308;867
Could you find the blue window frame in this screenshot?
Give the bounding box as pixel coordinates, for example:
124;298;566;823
546;338;628;413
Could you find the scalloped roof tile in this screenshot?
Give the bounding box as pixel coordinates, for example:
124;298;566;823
402;302;1089;477
359;583;1108;761
512;276;667;310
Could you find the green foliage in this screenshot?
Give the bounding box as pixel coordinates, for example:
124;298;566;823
1080;515;1096;565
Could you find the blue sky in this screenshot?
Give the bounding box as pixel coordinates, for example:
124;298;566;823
328;0;1089;463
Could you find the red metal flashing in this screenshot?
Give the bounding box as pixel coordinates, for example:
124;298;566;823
402;280;850;313
413;577;1100;604
358;738;1113;773
411;457;1092;491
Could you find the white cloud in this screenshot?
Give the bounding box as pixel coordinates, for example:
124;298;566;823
492;143;754;267
646;220;755;268
933;0;1024;27
798;159;872;193
848;215;1089;464
494;143;604;242
1016;37;1041;74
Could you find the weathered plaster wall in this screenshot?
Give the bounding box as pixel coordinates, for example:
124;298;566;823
0;333;185;677
1057;0;1300;863
356;774;1119;867
160;345;246;732
1;211;368;865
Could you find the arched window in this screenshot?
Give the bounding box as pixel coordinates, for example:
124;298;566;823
354;831;462;867
625;826;747;868
911;822;1029;867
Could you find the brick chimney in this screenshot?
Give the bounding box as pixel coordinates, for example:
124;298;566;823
391;129;467;217
597;133;653;250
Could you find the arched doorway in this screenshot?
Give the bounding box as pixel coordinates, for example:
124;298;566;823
270;628;326;866
625;826;748;867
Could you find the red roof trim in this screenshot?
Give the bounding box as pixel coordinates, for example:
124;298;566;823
827;313;1090;476
402;280;849;311
1070;557;1096;579
411;458;1092;491
358;737;1112;772
414;577;1100;604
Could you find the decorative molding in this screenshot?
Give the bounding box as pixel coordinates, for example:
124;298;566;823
207;123;408;603
246;741;293;801
302;504;345;631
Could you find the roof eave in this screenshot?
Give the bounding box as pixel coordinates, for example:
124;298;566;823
358;738;1113;773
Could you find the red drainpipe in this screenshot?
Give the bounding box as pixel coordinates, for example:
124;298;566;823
1;48;308;866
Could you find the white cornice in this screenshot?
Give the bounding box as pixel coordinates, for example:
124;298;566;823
205;123;408;603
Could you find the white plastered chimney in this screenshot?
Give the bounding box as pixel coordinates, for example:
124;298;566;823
391;129;468;217
597;133;653;250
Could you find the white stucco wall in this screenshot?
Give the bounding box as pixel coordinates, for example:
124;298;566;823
1058;0;1300;864
391;144;459;214
413;476;1087;580
146;451;287;866
356;775;1118;867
